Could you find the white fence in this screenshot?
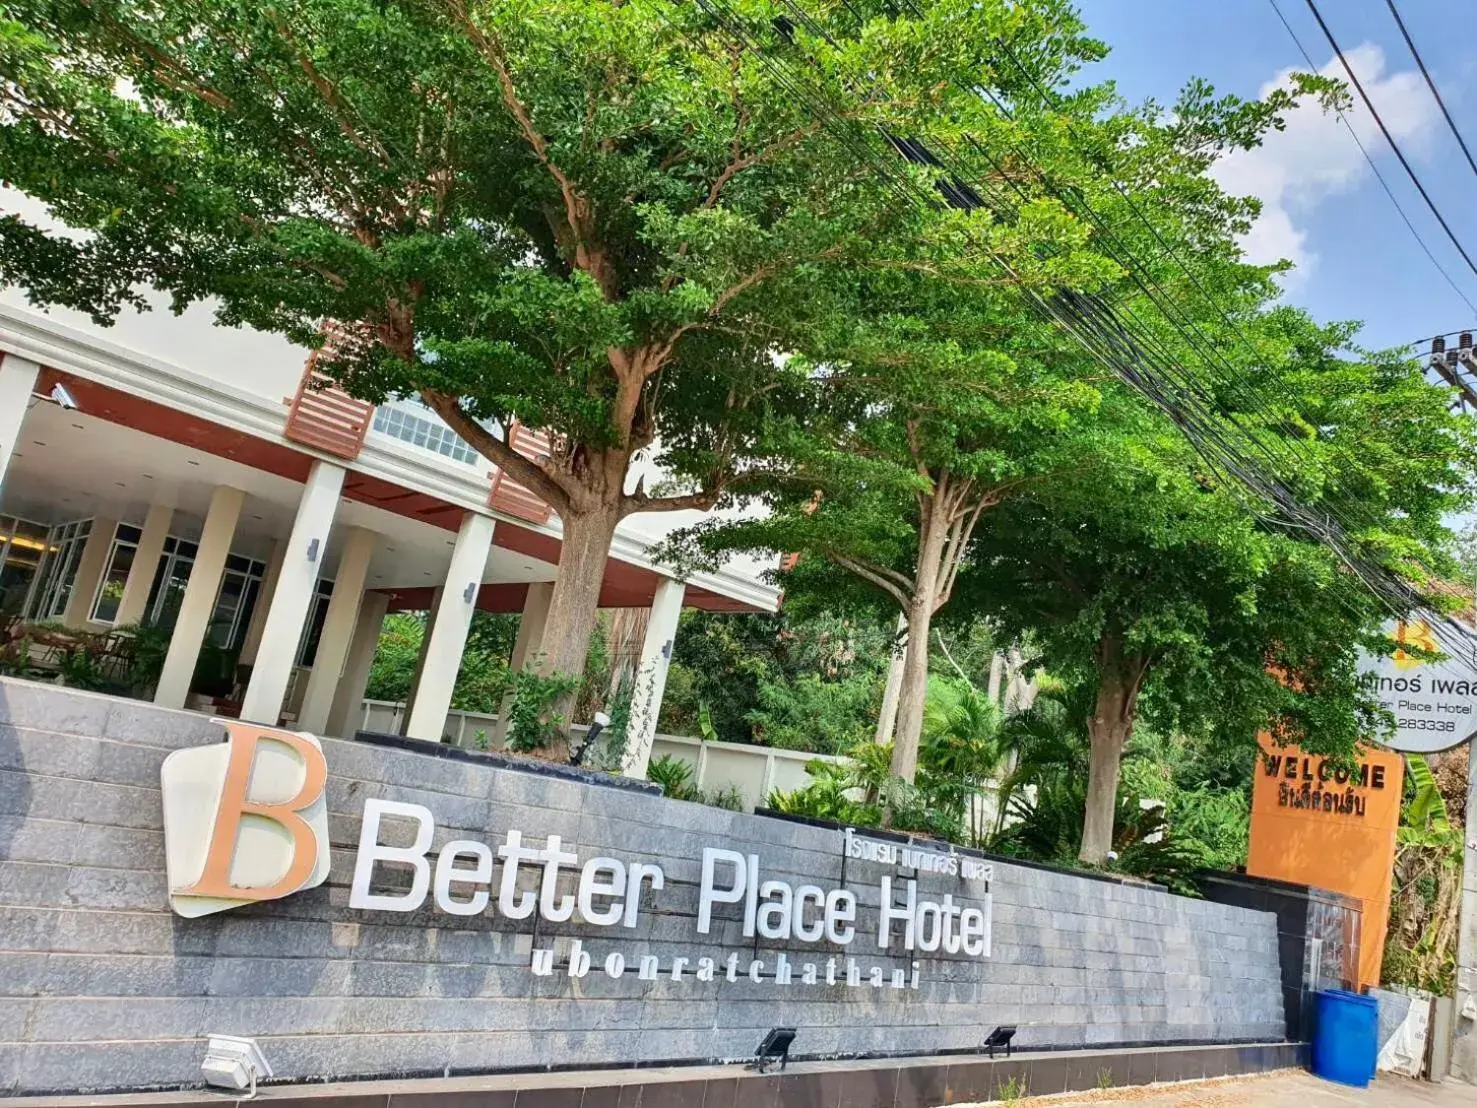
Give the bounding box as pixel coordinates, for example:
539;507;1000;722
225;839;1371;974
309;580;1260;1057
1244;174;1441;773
353;700;1011;822
355;699;839;811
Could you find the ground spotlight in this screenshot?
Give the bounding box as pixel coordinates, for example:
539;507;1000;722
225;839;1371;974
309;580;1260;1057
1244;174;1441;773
983;1025;1017;1059
752;1027;796;1073
201;1034;272;1097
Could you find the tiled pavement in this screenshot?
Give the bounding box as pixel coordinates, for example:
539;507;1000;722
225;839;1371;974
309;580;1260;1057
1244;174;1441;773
1005;1070;1474;1106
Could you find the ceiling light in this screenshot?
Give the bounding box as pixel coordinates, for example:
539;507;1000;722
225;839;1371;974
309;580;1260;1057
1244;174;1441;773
49;383;78;410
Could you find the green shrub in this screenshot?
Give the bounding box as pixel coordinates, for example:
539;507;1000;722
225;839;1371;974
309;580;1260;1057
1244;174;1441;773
647;754;701;801
504;667;580;754
704;783;745;811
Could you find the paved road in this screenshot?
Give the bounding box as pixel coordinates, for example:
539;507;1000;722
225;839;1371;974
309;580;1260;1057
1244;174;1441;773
997;1070;1473;1106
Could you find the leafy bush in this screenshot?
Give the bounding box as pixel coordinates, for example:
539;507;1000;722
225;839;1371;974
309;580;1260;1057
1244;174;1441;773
704;784;745;811
1383;753;1463;994
647;754;701;801
747;672;880;754
504;666;580;754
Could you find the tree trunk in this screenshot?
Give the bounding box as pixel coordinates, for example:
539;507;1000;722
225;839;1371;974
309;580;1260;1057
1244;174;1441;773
533;501;621;731
890;504;948;781
1079;635;1141;866
890;598;934;781
874;613;908;745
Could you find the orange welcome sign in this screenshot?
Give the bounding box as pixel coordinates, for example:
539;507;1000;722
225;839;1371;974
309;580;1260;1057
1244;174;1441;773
1246;736;1404;990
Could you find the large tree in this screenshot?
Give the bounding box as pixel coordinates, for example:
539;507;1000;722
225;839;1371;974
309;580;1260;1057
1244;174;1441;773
961;313;1477;864
666;268;1109;781
0;0;1101;707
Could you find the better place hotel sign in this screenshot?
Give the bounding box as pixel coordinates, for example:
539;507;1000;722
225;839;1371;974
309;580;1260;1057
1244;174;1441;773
1358;618;1477;753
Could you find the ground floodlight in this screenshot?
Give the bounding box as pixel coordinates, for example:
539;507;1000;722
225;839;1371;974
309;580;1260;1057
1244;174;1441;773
201;1034;272;1097
753;1027;797;1073
984;1025;1017;1059
569;711;611;766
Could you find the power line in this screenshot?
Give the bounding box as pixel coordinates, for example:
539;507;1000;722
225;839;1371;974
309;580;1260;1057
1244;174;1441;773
1266;0;1477;319
685;0;1461;636
1300;0;1477;286
1383;0;1477;184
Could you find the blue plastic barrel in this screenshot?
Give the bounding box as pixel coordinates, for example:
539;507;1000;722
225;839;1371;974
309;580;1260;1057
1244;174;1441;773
1311;989;1379;1088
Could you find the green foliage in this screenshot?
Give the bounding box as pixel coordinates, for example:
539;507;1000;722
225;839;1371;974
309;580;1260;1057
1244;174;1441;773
660;610;890;753
920;678;1006;846
112;622;172;696
647;754;701;803
747;672;880;754
366;611;520;716
704;783;745;812
504;665;579;755
1382;753;1463;994
990;686;1218;894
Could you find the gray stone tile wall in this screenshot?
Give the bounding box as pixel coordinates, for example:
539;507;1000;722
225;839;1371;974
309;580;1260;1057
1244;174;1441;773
0;678;1285;1094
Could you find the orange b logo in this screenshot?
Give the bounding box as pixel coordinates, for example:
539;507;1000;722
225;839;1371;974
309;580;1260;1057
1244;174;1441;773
160;721;331;917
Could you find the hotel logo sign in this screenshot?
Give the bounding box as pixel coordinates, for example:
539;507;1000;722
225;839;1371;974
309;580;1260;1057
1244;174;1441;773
160;721;330;918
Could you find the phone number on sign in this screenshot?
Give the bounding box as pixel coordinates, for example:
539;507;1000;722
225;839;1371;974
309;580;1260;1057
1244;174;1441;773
1397;717;1456;732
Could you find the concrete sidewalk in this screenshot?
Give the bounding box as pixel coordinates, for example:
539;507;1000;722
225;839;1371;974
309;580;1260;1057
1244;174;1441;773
991;1070;1472;1105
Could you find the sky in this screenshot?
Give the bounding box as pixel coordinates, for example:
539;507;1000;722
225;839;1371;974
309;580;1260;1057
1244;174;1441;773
1071;0;1477;355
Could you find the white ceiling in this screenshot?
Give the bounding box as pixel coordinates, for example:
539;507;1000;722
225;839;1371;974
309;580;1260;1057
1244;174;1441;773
2;401;558;591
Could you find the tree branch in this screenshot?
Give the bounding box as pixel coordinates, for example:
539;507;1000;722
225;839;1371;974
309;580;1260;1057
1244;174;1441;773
621;485;722;516
445;0;616;296
832;554;913;611
420;390;572;513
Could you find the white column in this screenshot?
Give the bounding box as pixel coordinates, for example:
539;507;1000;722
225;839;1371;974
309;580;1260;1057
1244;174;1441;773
0;354;41;496
490;581;554;745
240;460;346;725
621;577;686;778
62;516;117;628
296;527;378;734
1453;748;1477;1083
398;588;440;735
404;511;495;742
154;486;245;709
238;538;285;665
325;590;389;739
115;503;173;627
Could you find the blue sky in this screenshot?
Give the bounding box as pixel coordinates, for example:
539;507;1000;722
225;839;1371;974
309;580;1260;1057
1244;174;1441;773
1072;0;1477;354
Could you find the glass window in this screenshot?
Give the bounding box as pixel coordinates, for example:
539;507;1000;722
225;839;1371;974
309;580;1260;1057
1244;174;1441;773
143;535;195;632
90;523;143;624
207;556;265;650
296;578;335;668
370;400;480;464
27;519;92;621
0;516;50;618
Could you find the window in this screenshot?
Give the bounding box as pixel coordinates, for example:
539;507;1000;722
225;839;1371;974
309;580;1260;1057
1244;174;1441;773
90;523;144;624
0;515;50;617
142;536;198;632
27;519;92;621
295;577;336;668
371;400;479;465
207;554;266;651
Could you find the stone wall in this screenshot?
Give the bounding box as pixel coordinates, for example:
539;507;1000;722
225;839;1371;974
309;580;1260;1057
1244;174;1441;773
0;678;1286;1095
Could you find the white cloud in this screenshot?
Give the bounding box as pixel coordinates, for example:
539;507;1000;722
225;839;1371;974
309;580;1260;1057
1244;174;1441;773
1210;43;1438;284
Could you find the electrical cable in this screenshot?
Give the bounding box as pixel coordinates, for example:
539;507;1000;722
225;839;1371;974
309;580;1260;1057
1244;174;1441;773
1383;0;1477;185
680;0;1462;653
1300;0;1477;286
1268;0;1477;321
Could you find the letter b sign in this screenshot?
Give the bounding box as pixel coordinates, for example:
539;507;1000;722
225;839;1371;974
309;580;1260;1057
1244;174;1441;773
161;720;331;917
